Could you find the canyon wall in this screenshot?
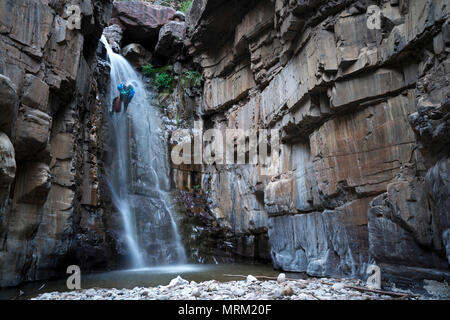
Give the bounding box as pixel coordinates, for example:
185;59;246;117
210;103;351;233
181;0;450;286
0;0;113;287
0;0;448;290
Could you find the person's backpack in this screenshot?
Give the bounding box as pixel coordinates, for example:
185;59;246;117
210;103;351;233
129;86;135;99
113;96;121;112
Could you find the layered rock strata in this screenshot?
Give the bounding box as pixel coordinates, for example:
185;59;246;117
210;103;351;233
0;0;113;287
1;0;449;291
180;0;450;286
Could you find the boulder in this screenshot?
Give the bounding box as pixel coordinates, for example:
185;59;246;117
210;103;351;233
122;43;152;68
279;285;294;296
0;75;19;137
246;275;258;283
277;273;286;283
155;21;186;57
186;0;208;27
409;99;450;160
13;106;51;161
111;1;176;46
186;0;255;52
0;132;16;188
167;275;189;287
191;287;201;297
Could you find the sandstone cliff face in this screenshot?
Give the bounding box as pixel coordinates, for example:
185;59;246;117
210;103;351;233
183;0;450;286
0;0;113;287
1;0;448;290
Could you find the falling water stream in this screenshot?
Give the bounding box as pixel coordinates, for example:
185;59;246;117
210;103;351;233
101;36;187;268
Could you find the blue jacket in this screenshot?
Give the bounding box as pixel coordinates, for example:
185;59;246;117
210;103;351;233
118;83;135;101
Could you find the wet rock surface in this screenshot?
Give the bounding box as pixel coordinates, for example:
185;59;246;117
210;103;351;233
103;24;123;53
32;275;447;300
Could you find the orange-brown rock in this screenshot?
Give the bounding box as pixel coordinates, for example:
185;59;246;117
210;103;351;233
111;0;176;47
310;93;417;197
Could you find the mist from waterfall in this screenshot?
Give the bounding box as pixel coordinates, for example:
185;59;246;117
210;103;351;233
101;36;187;269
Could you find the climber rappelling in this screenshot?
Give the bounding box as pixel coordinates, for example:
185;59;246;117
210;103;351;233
111;81;136;113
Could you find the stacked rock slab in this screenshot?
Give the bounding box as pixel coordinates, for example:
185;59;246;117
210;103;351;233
0;0;113;287
109;1;187;59
182;0;450;285
111;0;176;48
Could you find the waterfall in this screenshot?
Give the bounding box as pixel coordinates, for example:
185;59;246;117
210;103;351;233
101;36;187;268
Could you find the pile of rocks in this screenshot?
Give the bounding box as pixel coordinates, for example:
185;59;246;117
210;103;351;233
108;0;186;62
32;274;428;300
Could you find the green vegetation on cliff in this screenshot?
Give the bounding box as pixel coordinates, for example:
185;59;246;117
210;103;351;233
142;63;202;92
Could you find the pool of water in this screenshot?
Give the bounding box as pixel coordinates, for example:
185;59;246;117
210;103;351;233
0;263;306;300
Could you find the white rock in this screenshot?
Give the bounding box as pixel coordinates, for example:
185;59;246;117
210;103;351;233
279;285;294;296
208;283;218;291
192;288;201;297
232;288;246;297
277;273;286;283
297;293;312;300
32;275;418;300
168;275;189;287
332;283;345;291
